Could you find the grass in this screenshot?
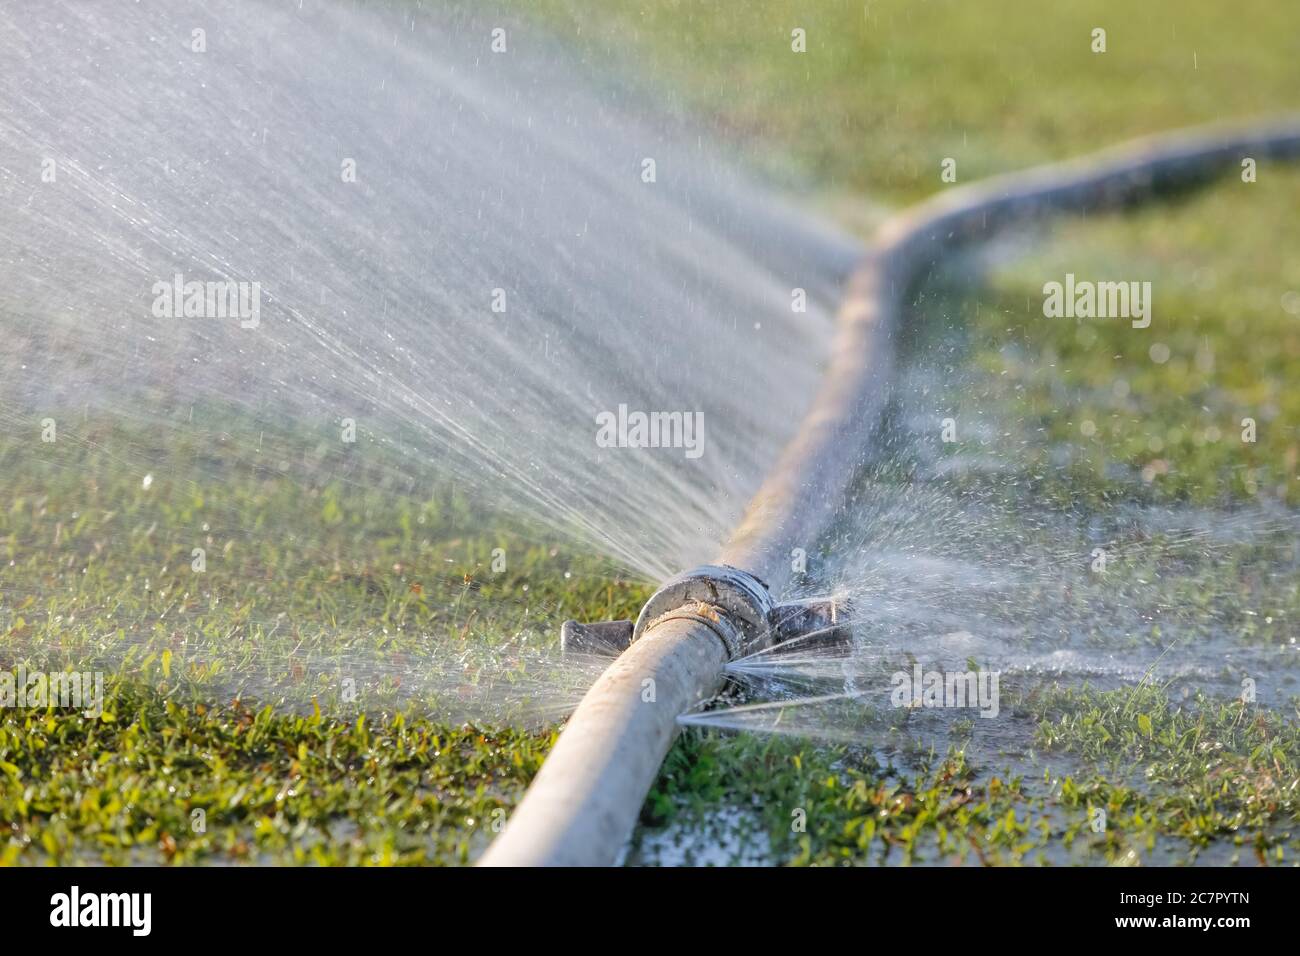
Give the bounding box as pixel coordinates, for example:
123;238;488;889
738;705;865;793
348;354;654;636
0;414;646;864
967;167;1300;508
2;0;1297;865
518;0;1300;203
632;682;1300;866
1;684;552;865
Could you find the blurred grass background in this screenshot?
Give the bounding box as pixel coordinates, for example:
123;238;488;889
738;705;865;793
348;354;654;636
523;0;1299;201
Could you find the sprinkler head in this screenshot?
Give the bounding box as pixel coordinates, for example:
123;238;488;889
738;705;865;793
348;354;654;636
561;565;853;661
632;565;776;658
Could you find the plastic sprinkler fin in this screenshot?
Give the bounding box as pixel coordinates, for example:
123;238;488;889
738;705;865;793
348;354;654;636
559;619;634;656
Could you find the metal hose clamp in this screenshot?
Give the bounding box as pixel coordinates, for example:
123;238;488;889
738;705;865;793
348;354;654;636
632;565;777;659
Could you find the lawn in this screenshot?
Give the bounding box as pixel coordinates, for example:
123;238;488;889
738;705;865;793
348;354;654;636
0;417;646;864
520;0;1299;203
2;0;1297;865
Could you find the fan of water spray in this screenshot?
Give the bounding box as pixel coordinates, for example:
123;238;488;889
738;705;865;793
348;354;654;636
0;0;861;575
0;0;861;719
